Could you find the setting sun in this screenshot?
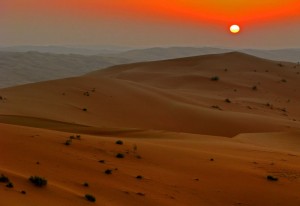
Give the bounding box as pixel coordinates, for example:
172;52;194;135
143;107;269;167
230;24;240;34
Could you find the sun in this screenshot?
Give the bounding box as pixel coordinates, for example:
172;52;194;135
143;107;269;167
230;25;240;34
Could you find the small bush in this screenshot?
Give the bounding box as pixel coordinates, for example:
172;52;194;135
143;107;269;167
210;76;219;81
98;160;105;164
267;175;278;181
83;182;89;187
252;86;257;91
225;98;231;103
21;190;26;195
116;153;125;158
104;169;112;175
0;174;9;183
115;140;124;145
85;194;96;202
6;182;14;188
278;63;283;67
136;175;143;179
65;139;72;146
82;108;88;112
29;176;47;187
281;79;287;83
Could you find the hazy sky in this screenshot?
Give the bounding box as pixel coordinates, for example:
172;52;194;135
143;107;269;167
1;0;300;48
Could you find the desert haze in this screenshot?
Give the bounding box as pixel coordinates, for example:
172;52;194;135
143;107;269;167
1;52;300;205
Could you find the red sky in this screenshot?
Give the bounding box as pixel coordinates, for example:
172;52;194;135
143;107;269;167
1;0;300;47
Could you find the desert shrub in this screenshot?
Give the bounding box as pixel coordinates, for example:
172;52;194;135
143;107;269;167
116;153;125;158
278;63;283;67
281;79;287;83
115;140;123;145
98;160;105;164
83;182;89;187
29;176;47;187
21;190;26;195
210;76;219;81
225;98;231;103
252;86;257;91
136;175;143;179
267;175;278;181
0;174;9;183
83;92;90;96
6;182;14;188
104;169;112;175
82;108;88;112
85;194;96;202
76;135;81;140
65;139;72;146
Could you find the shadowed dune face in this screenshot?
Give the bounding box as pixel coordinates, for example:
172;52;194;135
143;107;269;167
0;52;300;136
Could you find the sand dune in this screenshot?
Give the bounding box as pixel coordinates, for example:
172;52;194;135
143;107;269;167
1;52;300;205
0;52;299;136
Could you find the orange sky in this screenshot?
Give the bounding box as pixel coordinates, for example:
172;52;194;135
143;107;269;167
6;0;300;22
2;0;300;47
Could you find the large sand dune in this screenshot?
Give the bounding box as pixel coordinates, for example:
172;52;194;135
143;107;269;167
1;52;300;205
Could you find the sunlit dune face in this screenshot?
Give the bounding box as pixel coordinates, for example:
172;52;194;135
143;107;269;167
230;25;240;34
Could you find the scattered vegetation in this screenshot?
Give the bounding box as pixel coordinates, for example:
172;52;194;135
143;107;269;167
105;169;113;175
69;135;76;139
135;155;142;159
252;86;257;91
0;174;9;183
115;140;124;145
65;139;72;146
29;176;47;187
210;76;219;81
83;91;90;96
281;79;287;83
6;182;14;188
116;153;125;158
225;98;231;103
85;194;96;202
70;134;81;140
267;175;278;181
